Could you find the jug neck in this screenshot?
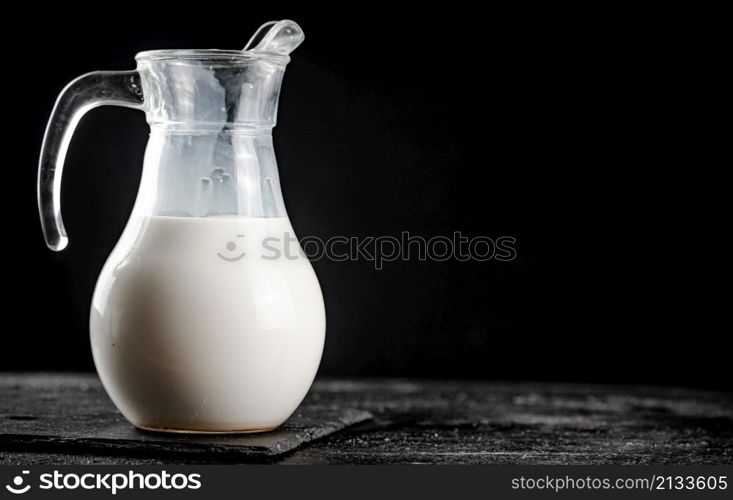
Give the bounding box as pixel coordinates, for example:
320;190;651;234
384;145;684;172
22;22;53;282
149;123;275;134
133;127;288;219
136;51;288;129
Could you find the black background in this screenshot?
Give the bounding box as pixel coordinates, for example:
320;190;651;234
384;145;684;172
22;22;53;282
5;7;726;388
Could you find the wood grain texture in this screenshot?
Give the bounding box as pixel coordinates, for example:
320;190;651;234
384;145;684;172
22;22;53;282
1;374;731;464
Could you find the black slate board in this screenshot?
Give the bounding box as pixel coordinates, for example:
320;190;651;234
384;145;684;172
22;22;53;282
0;374;371;460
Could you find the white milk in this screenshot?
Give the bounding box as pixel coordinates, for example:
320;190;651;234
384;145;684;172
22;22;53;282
90;216;325;432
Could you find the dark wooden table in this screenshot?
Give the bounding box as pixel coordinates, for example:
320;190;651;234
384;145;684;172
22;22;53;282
1;373;731;464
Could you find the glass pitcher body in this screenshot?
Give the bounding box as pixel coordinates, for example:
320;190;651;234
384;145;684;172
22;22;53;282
37;21;326;433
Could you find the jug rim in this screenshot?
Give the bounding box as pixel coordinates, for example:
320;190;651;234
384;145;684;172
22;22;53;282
135;49;289;64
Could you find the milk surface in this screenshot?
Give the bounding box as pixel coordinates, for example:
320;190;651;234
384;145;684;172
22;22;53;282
90;215;325;432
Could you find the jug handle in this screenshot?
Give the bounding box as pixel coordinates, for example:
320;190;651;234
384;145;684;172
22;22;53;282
37;71;145;251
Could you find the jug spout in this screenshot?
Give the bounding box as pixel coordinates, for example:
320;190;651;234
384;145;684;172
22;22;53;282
244;20;305;55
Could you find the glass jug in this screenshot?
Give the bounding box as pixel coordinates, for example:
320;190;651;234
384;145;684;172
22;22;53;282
37;20;326;433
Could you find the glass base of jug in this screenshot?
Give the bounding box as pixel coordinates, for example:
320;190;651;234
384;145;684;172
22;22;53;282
134;423;280;435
